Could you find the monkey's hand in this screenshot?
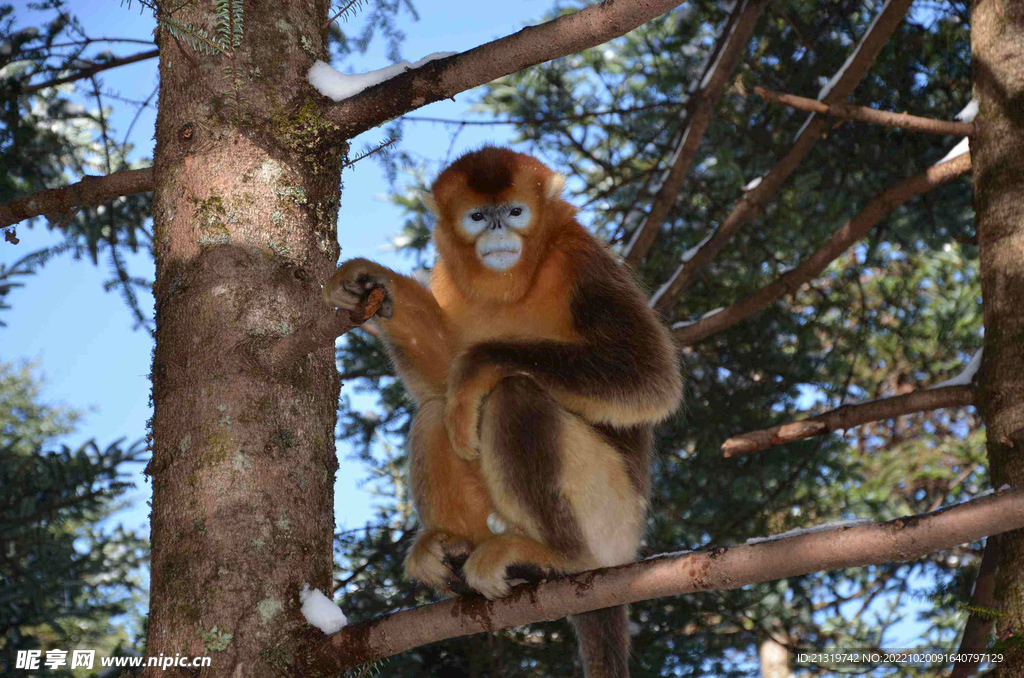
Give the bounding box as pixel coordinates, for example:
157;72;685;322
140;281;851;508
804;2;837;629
444;364;503;461
322;258;394;320
404;529;474;594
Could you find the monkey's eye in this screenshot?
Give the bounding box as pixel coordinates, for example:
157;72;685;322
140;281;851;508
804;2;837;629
470;212;485;222
509;207;523;217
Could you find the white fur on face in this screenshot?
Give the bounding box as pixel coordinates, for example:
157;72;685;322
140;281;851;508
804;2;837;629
476;230;523;271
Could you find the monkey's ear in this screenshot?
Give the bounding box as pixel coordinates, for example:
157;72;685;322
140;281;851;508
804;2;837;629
421;191;439;215
545;173;566;199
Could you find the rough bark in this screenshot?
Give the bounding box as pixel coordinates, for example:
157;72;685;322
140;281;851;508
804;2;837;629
143;1;343;676
971;0;1024;672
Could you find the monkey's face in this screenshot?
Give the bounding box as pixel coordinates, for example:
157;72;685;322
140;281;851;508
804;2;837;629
459;202;533;271
428;146;566;302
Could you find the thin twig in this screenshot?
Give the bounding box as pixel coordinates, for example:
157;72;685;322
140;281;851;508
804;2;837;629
21;48;159;95
721;385;976;457
755;87;974;136
301;487;1024;673
622;0;768;266
672;153;971;345
323;0;361;29
650;0;917;312
400;102;681;127
342;138;396;170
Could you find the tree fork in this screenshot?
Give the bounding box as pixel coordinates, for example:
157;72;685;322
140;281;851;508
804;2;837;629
143;1;343;675
971;0;1024;669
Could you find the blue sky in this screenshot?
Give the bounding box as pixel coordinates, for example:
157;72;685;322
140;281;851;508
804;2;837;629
1;0;550;537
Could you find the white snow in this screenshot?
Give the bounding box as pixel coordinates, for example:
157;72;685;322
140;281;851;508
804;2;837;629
671;307;723;330
681;232;714;263
931;348;982;389
935;136;970;165
998;484;1011;492
308;51;457;102
955;99;978;123
746;519;874;545
818;0;892;100
793;0;893;146
743;176;763;191
299;585;347;634
698;0;748;91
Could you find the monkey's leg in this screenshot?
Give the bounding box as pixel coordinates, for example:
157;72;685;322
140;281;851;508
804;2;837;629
465;376;646;597
468;376;642;677
405;398;495;593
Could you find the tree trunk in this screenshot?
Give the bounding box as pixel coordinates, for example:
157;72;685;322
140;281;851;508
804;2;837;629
971;0;1024;673
143;1;345;675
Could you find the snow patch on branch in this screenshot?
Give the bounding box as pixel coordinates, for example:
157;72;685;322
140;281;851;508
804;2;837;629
954;99;978;123
935;137;970;166
671;306;723;329
697;0;748;91
794;0;893;144
308;52;457;102
818;0;892;100
747;519;874;545
648;232;715;308
300;584;348;634
930;348;981;389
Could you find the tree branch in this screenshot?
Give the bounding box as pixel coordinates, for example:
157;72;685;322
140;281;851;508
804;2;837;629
649;0;916;312
21;48;160;95
755;87;975;137
623;0;768;266
672;153;971;345
266;288;384;372
302;487;1024;672
951;538;999;675
721;385;977;457
0;168;154;229
321;0;691;136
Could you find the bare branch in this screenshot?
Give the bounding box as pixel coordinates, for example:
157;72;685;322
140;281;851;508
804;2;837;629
0;168;154;229
755;87;975;137
951;538;999;674
650;0;916;312
21;49;160;95
321;0;690;136
400;102;679;127
721;385;976;457
302;487;1024;672
266;288;384;372
672;153;971;345
622;0;768;266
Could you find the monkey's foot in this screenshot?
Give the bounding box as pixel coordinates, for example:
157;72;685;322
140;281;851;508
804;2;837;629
463;536;559;600
404;529;474;593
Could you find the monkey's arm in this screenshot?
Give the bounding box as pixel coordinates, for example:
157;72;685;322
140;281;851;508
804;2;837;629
445;265;681;458
324;258;452;402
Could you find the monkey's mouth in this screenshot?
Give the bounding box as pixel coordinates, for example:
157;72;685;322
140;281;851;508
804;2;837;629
478;244;522;271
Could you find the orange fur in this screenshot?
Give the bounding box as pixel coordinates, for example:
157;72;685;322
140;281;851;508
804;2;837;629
325;147;681;678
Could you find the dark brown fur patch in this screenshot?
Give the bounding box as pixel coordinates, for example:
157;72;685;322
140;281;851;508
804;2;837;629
570;606;630;678
594;423;653;497
483;376;585;557
459;237;679;407
435;146;516;196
